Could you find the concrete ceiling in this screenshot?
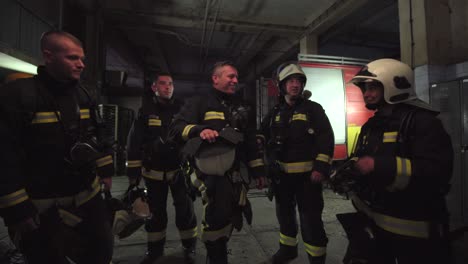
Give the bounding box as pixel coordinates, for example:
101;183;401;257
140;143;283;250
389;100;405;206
39;0;400;89
93;0;400;86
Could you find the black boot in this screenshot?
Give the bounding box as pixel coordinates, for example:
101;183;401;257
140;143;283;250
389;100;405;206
307;254;326;264
140;240;165;264
182;237;197;264
205;238;228;264
272;244;298;264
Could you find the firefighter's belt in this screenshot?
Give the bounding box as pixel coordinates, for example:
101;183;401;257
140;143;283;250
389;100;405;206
142;168;179;181
278;160;314;173
351;194;430;239
31;177;101;213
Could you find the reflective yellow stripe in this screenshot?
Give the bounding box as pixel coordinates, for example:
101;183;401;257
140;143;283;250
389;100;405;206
191;174;208;202
148;118;162;126
31;112;59;124
148;230;166;242
292;113;307;121
201;223;232;242
96;155;113;167
58;208;82;227
275;115;280;122
75;177;101;206
179;227;198;239
316;154;332;164
387;157;412;191
127;160;142;168
204;111;225;121
182;125;196;141
256;134;265;141
304;242;326;257
351;195;429;238
142;169;179;181
248;159;264;168
0;189;29;208
278;161;314;173
80;109;90;120
383;131;398;143
279;233;298;246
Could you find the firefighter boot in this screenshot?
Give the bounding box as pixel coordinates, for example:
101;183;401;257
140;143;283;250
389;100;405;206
182;237;197;264
205;238;228;264
272;244;298;264
307;254;326;264
140;240;165;264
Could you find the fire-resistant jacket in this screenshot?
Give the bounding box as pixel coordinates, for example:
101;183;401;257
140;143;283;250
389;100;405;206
0;66;114;225
169;89;265;178
352;103;453;239
261;98;335;175
126;97;183;181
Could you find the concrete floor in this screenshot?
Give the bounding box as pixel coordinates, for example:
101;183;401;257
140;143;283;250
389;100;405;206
1;175;468;264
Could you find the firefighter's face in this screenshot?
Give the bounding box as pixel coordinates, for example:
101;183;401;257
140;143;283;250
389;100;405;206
152;75;174;99
44;37;85;81
284;76;303;98
362;81;384;110
212;65;238;94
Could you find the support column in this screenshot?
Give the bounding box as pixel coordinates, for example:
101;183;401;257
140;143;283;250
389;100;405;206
300;34;318;55
398;0;468;101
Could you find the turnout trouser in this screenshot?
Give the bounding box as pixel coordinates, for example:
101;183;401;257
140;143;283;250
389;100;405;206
275;172;328;262
144;171;197;249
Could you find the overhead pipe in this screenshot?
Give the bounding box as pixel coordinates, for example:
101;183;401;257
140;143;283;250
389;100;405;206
199;0;211;57
202;0;222;71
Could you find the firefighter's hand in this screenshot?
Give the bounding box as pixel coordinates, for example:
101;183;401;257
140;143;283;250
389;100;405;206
255;176;266;190
100;177;112;191
200;129;219;143
310;171;325;182
354;156;375;175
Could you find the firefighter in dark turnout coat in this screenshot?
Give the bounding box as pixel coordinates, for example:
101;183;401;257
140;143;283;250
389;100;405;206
126;73;197;264
349;58;453;264
261;63;334;264
0;31;114;264
169;61;266;264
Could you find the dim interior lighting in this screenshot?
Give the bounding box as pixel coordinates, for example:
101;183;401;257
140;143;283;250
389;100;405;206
0;52;37;75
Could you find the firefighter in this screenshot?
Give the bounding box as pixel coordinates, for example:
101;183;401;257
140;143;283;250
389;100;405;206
168;61;266;264
126;72;198;263
261;63;334;264
0;30;114;263
349;58;453;264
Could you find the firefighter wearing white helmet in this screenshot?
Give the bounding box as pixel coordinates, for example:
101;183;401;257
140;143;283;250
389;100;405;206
261;63;335;264
346;58;453;263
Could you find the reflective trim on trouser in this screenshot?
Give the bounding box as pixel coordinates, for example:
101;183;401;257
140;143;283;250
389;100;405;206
278;161;314;173
351;195;430;238
32;177;101;213
304;242;326;257
0;189;29;208
280;233;298;246
201;223;232;242
148;230;167;242
179;226;198;240
142;169;179;181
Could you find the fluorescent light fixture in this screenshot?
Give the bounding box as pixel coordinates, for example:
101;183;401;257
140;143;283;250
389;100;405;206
0;52;37;75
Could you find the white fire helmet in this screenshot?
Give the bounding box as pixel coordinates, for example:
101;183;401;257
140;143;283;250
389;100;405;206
277;63;307;94
351;58;417;104
350;58;436;111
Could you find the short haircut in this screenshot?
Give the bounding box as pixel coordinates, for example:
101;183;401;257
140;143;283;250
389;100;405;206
211;60;237;77
40;30;83;52
153;71;172;83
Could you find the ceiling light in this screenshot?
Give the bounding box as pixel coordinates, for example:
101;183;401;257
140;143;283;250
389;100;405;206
0;52;37;75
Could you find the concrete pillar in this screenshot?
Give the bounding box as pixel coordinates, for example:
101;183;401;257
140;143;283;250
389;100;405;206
300;34;318;54
398;0;468;102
